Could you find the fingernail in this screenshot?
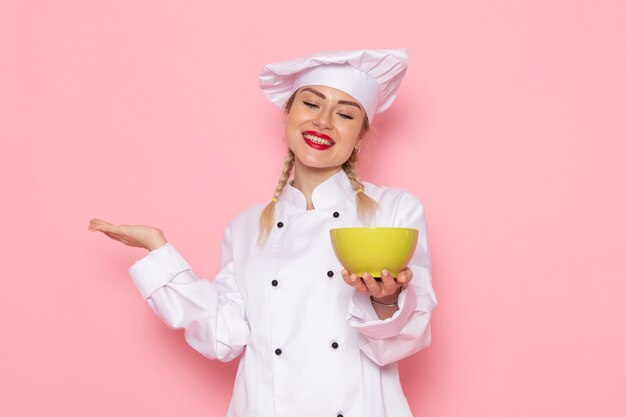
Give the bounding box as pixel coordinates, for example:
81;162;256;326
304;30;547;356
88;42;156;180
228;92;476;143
382;270;389;277
351;275;357;283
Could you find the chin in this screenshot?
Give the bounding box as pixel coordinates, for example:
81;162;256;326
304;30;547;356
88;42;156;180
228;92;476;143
303;161;342;171
293;153;330;169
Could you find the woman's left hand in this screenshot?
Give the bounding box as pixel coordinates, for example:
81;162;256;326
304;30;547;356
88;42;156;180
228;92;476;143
341;267;413;303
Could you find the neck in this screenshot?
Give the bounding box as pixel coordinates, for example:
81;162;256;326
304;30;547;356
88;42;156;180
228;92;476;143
292;161;342;210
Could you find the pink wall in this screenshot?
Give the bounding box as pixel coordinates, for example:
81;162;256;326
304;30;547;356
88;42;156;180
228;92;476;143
1;1;625;416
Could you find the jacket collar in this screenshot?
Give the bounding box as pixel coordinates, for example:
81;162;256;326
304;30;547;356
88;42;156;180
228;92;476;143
281;169;355;210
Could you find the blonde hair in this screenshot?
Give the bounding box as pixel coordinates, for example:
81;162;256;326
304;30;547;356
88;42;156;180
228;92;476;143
257;149;295;245
342;147;379;223
257;90;378;246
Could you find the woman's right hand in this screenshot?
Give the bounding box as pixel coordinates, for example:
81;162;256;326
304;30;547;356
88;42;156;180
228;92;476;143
88;218;168;251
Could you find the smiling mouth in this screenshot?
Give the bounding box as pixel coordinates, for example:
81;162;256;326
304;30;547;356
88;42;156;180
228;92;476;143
302;131;335;150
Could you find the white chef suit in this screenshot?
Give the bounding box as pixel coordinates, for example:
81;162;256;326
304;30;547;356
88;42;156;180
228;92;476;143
128;169;438;417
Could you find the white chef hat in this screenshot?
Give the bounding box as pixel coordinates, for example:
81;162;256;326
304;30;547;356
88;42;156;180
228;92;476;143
258;48;409;123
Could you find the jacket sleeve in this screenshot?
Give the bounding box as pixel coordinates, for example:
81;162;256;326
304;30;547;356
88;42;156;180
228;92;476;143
346;193;438;366
127;223;250;362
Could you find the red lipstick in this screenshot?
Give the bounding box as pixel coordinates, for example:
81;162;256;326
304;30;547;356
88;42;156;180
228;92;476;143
302;130;335;150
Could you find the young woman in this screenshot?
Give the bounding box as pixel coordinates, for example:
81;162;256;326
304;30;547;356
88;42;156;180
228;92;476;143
89;49;438;417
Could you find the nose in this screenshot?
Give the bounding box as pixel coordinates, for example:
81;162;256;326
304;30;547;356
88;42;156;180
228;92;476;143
312;109;333;130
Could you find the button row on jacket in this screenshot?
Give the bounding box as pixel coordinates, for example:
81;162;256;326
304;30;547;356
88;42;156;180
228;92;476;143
278;212;338;226
273;342;337;356
274;272;334;284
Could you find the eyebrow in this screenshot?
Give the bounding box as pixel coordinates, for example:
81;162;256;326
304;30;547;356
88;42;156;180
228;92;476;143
300;87;362;110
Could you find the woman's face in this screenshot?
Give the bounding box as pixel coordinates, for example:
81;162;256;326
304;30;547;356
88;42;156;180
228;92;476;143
285;85;366;171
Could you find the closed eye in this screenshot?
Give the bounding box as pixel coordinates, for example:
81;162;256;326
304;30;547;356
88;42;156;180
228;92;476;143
303;100;353;120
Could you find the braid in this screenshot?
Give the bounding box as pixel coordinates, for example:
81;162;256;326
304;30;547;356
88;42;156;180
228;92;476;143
342;149;379;224
258;150;295;246
273;149;295;200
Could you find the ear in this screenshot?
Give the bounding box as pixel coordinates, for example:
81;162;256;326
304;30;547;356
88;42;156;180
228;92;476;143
283;110;289;125
358;125;367;140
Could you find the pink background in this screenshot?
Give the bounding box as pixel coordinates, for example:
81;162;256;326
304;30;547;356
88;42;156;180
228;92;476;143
1;0;625;416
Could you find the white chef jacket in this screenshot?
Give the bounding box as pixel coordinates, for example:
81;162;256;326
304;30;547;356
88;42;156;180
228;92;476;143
128;169;438;417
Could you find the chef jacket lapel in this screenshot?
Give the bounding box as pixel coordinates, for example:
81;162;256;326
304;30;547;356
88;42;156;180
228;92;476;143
259;169;366;417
